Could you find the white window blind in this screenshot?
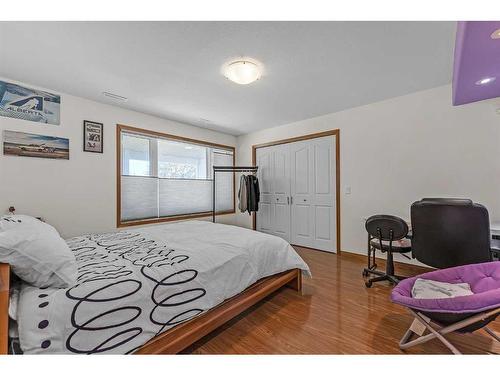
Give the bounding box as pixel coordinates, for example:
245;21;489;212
120;130;234;223
121;176;158;221
213;150;234;212
159;179;212;217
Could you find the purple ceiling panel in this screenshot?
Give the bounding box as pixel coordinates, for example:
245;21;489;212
452;21;500;106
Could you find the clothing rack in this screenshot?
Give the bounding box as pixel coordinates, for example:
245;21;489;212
212;166;258;223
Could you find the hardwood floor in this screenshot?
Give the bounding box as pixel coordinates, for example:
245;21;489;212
183;247;500;354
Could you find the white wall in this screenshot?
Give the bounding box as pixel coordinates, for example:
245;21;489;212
3;78;499;259
236;85;500;260
0;77;237;238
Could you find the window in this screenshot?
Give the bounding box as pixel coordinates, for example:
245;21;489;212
157;139;208;179
122;134;153;176
118;125;234;226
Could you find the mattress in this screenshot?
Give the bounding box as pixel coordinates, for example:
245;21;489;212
15;221;310;354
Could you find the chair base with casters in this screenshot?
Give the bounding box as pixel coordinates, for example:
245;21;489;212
363;243;409;287
391;262;500;354
363;215;412;288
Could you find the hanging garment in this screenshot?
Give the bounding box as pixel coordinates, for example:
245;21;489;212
246;175;260;214
238;174;248;213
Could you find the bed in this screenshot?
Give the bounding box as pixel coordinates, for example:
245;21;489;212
0;220;310;354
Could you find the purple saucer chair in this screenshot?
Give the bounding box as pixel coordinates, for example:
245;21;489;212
391;261;500;354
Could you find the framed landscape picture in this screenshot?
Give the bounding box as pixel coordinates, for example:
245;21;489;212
3;130;69;160
83;120;103;153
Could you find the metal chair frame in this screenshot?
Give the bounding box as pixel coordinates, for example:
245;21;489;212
398;307;500;354
363;228;402;286
363;215;411;287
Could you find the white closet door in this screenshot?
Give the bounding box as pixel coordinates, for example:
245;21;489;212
290;140;314;248
310;136;336;252
256;147;273;234
256;135;336;252
270;143;291;241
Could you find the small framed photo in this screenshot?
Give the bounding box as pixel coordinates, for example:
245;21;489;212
83;120;103;153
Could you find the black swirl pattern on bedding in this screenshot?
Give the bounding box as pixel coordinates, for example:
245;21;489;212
62;231;206;354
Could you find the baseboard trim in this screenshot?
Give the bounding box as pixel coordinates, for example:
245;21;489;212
290;244;336;255
339;250;433;274
291;245;433;274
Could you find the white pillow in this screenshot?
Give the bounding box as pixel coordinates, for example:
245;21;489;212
0;214;42;232
0;218;77;288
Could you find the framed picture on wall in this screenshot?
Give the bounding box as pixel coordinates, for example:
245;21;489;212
0;80;61;125
3;130;69;160
83;120;103;153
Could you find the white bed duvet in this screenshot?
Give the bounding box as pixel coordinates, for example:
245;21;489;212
16;221;310;354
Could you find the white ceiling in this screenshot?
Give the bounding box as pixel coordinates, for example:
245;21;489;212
0;22;456;135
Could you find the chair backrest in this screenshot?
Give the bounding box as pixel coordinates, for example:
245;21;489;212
365;215;409;242
410;198;492;268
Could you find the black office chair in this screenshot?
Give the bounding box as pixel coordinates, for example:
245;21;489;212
363;215;412;287
410;198;493;268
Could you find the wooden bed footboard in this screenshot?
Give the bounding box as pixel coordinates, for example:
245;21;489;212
0;267;302;355
136;268;302;354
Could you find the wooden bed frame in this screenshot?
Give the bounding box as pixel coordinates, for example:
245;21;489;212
0;264;301;354
0;263;9;355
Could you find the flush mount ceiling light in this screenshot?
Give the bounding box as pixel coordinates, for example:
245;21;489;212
475;77;496;85
223;59;263;85
491;29;500;39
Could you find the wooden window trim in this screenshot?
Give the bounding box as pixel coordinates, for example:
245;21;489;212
116;124;236;228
